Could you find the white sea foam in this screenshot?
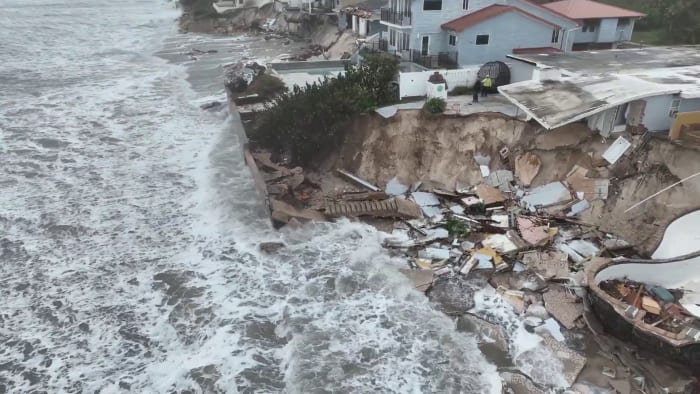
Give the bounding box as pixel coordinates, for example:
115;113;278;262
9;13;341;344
0;0;558;392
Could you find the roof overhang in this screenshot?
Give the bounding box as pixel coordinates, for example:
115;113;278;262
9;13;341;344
498;75;681;130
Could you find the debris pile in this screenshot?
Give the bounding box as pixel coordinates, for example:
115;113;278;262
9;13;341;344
246;145;700;390
599;279;700;333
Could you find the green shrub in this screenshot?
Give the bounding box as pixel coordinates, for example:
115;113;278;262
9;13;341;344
424;97;446;114
449;85;472;96
445;217;469;238
249;53;399;166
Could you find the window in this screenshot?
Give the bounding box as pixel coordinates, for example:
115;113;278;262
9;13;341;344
423;0;442;10
669;98;681;117
583;20;596;32
462;0;468;10
389;29;396;46
401;32;410;50
449;34;456;46
551;29;559;43
617;18;630;27
475;34;489;45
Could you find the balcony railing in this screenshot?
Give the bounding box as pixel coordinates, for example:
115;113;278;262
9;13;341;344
380;8;412;26
410;50;459;69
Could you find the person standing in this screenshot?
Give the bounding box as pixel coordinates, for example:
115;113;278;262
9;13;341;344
472;79;481;103
481;74;493;97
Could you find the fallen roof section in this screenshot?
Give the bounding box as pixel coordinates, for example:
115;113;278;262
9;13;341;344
498;74;680;130
542;0;646;19
441;4;560;32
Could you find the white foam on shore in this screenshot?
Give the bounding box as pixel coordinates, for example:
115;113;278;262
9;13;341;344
471;287;569;388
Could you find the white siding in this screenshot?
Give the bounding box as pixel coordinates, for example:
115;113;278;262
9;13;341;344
508;61;536;83
452;11;558;66
597;18;618;42
642;94;675;132
409;0;472;51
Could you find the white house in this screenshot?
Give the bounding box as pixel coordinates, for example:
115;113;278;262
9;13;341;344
542;0;646;50
498;47;700;137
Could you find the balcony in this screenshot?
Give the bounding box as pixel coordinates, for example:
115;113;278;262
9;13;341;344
410;50;459;69
380;8;412;26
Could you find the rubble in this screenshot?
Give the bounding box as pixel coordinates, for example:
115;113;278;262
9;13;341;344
400;268;433;292
565;165;609;201
458;313;509;353
243;142;699;391
543;285;583;329
475;183;506;205
538;331;587;387
520;250;569;280
521;181;572;211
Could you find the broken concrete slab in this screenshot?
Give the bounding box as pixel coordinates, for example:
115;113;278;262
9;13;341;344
526;304;550;320
567;239;600;258
375;105;398;119
411;191;440;206
491;214;510;229
475;183;506;205
385;177;408;196
399;268;433;292
566;165;610;200
500;371;547;394
538;331;586;387
428;277;475;315
449;205;465;215
517;217;553;246
419;247;450;261
482;231;528;254
270;198;326;225
521;182;572;212
566;199;591;217
543;285;583;330
486;169;514;192
395;198;424;219
458;313;509;353
535;318;565;342
410;191;442;217
520;250;569;280
491;271;547;292
497;286;526;314
557;243;586;264
474;153;491;178
515;152;541;187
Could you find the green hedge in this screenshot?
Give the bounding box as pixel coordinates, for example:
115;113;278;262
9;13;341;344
249;54;399;166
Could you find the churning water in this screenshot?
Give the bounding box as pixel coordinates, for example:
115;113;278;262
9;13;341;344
0;1;564;392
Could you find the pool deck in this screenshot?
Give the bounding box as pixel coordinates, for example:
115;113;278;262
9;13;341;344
376;95;525;119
